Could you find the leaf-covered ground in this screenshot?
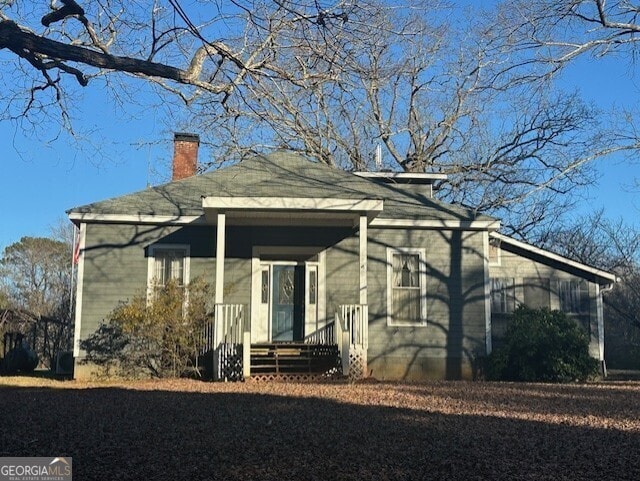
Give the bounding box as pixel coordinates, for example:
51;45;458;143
1;377;638;480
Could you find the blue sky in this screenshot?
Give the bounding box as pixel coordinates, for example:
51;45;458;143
0;12;639;252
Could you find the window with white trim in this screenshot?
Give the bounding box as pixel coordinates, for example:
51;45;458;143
490;278;515;314
557;279;590;335
387;248;427;326
148;245;190;290
557;280;589;314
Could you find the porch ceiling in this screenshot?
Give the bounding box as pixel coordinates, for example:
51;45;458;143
202;196;384;225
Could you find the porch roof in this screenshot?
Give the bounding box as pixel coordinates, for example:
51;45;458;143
68;151;496;228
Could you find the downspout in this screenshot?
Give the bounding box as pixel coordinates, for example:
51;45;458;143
597;282;616;378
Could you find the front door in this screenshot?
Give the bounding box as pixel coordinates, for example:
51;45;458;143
252;249;325;344
271;264;305;341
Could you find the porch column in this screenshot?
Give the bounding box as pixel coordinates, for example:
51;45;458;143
215;212;226;304
213;212;226;381
358;214;369;378
359;214;368;305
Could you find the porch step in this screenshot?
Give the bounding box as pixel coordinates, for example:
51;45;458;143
250;343;340;375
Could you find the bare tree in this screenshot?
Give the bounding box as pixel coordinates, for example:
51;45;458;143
0;1;619;235
537;209;640;368
493;0;640;162
537;209;640;272
496;0;640;72
183;3;611;236
0;1;374;126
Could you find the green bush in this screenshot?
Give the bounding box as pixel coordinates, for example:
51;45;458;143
487;306;599;382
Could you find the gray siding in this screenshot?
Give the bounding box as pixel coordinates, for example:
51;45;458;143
489;244;601;358
77;223;354;356
366;228;487;381
325;236;359;312
78;223;218;355
76;221;488;381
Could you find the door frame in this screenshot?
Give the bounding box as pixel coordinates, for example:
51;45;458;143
251;246;326;343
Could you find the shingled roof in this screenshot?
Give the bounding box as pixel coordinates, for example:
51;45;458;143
68;151;494;224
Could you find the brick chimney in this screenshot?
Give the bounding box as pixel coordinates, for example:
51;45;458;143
172;132;200;180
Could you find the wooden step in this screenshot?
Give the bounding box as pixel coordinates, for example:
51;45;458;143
250;343;339;375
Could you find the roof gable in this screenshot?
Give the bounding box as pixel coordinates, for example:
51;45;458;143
491;232;618;284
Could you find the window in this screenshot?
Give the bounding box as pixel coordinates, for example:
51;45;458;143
557;279;590;335
557;280;589;314
523;277;550;309
491;278;515;314
309;269;317;305
488;239;501;265
148;245;190;290
261;269;269;304
387;248;427;326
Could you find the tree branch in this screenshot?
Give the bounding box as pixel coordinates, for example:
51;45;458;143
41;0;85;27
0;20;228;92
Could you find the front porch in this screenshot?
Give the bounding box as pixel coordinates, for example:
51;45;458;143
201;303;368;381
201;195;381;381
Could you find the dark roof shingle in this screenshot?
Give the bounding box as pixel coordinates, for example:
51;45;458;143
69;151;492;222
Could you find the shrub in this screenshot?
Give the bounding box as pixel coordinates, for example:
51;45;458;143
82;278;212;378
487;305;599;382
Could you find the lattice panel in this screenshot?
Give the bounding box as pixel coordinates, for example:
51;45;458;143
218;343;243;381
249;372;343;383
348;345;367;380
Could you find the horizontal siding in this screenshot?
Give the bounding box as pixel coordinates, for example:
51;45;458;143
325;236;359;312
366;228;487;379
77;223;352;354
78;223;220;352
489;245;600;357
77;221;489;379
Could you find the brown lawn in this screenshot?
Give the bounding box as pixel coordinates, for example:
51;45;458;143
0;377;638;480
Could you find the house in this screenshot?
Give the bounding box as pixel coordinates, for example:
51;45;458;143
68;133;617;381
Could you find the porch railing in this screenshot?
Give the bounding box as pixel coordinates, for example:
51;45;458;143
304;321;336;345
335;304;368;379
214;303;246;345
200;318;215;355
340;304;368;349
202;303;249;381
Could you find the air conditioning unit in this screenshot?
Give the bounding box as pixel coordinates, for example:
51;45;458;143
54;351;74;376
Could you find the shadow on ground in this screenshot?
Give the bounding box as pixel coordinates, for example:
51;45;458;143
0;382;637;480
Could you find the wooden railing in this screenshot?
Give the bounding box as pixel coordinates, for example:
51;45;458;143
200;317;215;355
335;304;368;378
200;304;246;354
214;303;246;345
339;304;368;349
200;304;249;381
304;321;336;345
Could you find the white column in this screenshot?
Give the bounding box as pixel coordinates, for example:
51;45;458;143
358;214;368;378
215;212;226;304
359;215;368;305
213;212;226;381
483;231;492;355
72;222;86;358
